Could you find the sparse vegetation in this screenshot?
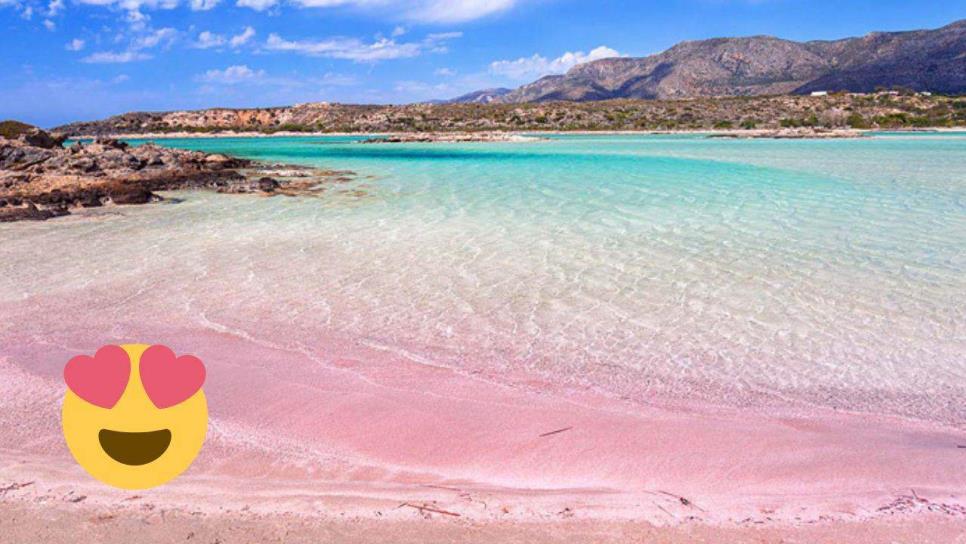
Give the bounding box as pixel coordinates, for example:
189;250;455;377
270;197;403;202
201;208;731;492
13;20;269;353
56;93;966;136
0;120;36;139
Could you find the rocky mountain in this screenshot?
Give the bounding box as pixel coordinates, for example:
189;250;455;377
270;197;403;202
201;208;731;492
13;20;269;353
446;88;512;104
496;20;966;102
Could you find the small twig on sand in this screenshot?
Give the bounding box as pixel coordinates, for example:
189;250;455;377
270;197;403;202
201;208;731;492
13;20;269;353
539;426;573;438
0;481;34;494
653;502;675;519
399;502;461;517
957;445;966;449
420;484;463;492
657;490;706;512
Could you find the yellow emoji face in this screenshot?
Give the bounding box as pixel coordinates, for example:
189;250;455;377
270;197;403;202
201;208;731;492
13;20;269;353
62;344;207;489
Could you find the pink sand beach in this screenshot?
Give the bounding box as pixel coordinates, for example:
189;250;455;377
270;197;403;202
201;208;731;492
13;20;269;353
2;134;966;542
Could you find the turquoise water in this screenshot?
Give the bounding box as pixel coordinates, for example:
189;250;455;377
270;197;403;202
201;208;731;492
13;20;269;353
5;133;966;423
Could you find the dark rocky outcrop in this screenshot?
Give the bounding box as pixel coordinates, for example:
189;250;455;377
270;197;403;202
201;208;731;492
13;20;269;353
0;134;358;222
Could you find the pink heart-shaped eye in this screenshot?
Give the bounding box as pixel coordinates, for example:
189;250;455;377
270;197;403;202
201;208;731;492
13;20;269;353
139;345;206;409
64;345;131;408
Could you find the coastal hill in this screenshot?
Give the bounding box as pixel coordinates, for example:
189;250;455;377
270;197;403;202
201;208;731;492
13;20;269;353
55;93;965;136
479;20;966;103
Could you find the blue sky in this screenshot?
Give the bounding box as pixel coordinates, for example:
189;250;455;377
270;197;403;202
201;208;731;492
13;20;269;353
2;0;963;127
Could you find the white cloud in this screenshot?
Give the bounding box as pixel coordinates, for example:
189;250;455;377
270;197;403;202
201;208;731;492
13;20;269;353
194;30;225;48
262;30;459;62
131;26;177;49
200;64;264;83
125;8;148;30
490;45;621;80
82;50;153;63
74;0;178;8
65;38;86;51
43;18;55;30
239;0;516;22
189;0;219;9
426;31;462;41
391;25;405;37
82;27;178;64
434;67;455;77
235;0;276;10
47;0;64;15
196;66;356;92
72;0;178;30
402;0;515;23
265;33;423;62
20;4;32;18
112;74;130;83
229;25;256;47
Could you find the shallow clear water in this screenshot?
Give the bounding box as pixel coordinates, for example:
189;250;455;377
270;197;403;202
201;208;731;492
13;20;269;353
3;133;965;423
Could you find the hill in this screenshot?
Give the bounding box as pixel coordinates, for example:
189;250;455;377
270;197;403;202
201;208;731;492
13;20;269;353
495;20;965;102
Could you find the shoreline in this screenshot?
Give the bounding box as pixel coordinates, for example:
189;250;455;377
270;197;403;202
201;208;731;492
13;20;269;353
77;126;966;141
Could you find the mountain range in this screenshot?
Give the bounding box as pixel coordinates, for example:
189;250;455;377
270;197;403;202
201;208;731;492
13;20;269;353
454;19;965;103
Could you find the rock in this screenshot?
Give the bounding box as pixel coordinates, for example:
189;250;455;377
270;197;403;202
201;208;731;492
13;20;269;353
0;140;58;170
93;137;129;150
257;177;279;192
70;157;99;173
0;132;334;222
107;184;157;205
205;153;231;164
76;188;105;207
0;201;68;222
19;128;64;149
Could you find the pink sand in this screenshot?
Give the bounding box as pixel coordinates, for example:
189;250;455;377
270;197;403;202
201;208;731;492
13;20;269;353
1;324;964;536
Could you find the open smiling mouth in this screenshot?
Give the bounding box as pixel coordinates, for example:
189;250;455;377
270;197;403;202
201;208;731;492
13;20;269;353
98;429;172;465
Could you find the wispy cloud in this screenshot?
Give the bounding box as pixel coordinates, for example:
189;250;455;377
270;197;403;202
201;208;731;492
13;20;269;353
193;27;256;49
235;0;518;22
81;26;176;63
189;0;219;10
65;38;86;51
230;26;256;47
264;31;458;62
490;46;621;80
235;0;276;10
82;50;153;63
401;0;516;23
195;65;358;92
265;34;420;61
194;30;226;48
200;64;264;83
131;27;177;49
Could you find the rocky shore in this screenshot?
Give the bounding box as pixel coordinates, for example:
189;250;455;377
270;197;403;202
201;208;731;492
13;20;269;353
0;127;349;222
704;127;865;139
359;132;545;144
